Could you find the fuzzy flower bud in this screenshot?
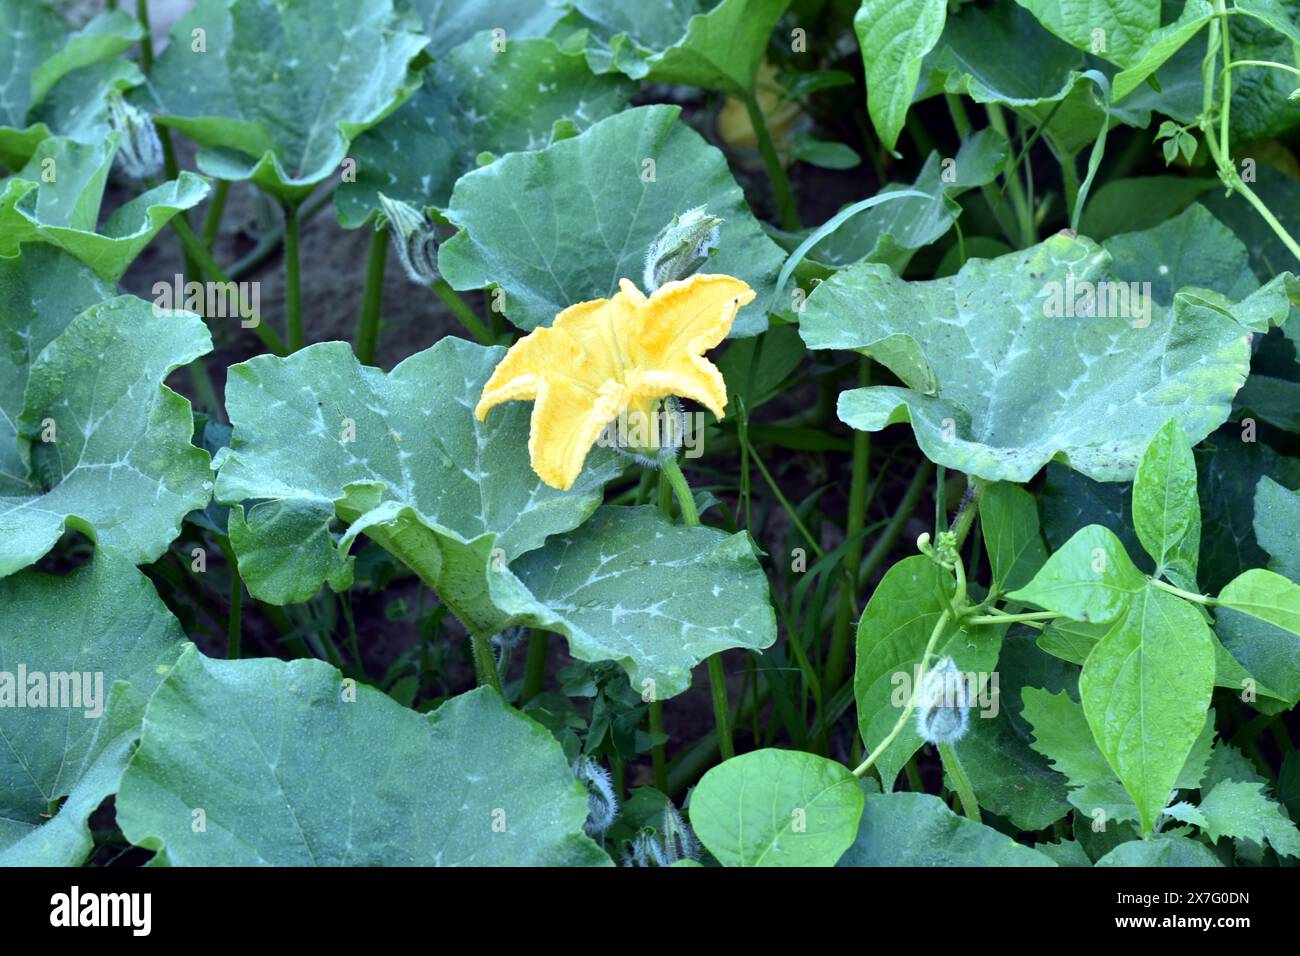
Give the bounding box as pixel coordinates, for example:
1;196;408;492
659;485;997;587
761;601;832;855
573;756;620;839
107;94;163;181
643;205;723;292
621;802;700;867
915;656;970;745
378;192;439;286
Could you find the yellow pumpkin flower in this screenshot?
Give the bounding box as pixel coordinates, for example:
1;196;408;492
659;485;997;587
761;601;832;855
475;274;756;490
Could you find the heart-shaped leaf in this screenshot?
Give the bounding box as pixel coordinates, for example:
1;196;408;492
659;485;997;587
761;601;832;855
690;749;865;866
437;104;786;335
801;207;1287;483
116;653;609;865
1131;419;1201;589
0;135;209;281
336;34;634;227
0;551;186;865
141;0;427;202
0;251;213;578
855;0;947;152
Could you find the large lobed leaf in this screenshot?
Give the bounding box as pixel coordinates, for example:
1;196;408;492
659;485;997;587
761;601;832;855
800;206;1289;483
116;652;609;865
0;249;213;578
141;0;428;201
437;104;786;336
214;337;776;698
0;551;186;865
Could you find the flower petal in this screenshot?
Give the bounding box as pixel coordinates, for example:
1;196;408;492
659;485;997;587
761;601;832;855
630;274;755;367
528;378;627;490
475;326;591;421
551;282;644;381
630;356;728;420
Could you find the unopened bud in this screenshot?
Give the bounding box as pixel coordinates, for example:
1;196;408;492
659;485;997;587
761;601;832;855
108;95;163;181
643;205;723;292
378;192;439;285
915;656;970;745
573;756;619;839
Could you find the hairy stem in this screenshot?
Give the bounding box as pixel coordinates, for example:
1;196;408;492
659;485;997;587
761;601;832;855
939;742;981;822
355;225;389;365
432;280;495;345
284;202;304;352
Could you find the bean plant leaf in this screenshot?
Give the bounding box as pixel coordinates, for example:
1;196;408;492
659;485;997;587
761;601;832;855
575;0;790;96
0;551;186;865
1012;0;1161;69
116;653;609;865
336;35;635;227
141;0;428;202
0;269;213;578
855;555;1004;789
437;104;786;335
1095;834;1223;866
0;4;142;168
1165;780;1300;857
1255;477;1300;582
979;481;1048;594
1079;585;1217;833
1009;525;1146;624
214;338;774;697
854;0;947;152
1131;419;1200;589
0;135;209;281
1215;569;1300;705
838;792;1056;866
800;208;1287;483
689;749;865;867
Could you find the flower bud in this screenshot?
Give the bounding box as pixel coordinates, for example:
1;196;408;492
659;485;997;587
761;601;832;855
108;94;163;181
573;755;619;839
643;205;723;292
377;192;439;286
915;656;970;745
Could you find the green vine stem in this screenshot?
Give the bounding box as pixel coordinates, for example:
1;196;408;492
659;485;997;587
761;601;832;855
985;105;1035;247
355;224;389;365
826;358;871;692
852;607;952;778
283;201;304;352
432;280;495;345
471;634;503;695
649;700;668;792
660;454;732;760
938;742;981;822
741;90;801;232
215;538;243;659
201;179;231;251
136;0;154;71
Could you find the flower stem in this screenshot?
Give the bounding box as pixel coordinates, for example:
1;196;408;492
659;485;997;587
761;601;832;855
939;742;980;822
136;0;154;71
283;202;304;352
853;608;952;779
660;455;732;759
522;629;547;703
201;179;230;251
471;634;503;695
741;90;800;231
355;224;388;365
649;699;668;792
432;280;495;345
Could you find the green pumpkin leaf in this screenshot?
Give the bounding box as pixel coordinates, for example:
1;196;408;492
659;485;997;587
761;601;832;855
1;259;213;578
855;555;1004;789
117;653;609;865
1131;419;1200;589
0;5;142;168
336;34;634;227
438;104;785;335
1079;585;1216;833
1080;176;1216;241
979;481;1048;594
575;0;789;96
1095;833;1223;866
1166;780;1300;857
0;551;186;865
141;0;427;202
214;338;774;697
802;207;1284;483
0;135;209;281
855;0;947;152
409;0;568;56
689;749;865;866
838;791;1056;866
1009;525;1146;624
